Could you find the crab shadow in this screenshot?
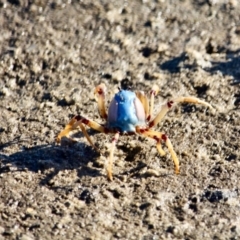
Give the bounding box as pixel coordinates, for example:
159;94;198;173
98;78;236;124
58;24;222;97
0;134;157;186
0;136;102;186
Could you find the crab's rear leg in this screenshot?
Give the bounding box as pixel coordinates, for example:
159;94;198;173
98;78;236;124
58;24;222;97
149;96;213;128
94;83;108;119
136;127;179;174
56;115;106;151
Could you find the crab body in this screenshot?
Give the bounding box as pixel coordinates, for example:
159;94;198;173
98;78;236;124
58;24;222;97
107;90;146;132
57;80;213;180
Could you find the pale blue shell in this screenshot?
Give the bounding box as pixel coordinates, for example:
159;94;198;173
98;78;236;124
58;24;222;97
107;90;146;132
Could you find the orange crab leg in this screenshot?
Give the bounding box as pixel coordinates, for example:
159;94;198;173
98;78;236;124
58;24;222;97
148;85;160;121
136;127;179;174
78;122;98;151
149;96;213;128
56;117;79;143
56;115;107;150
106;132;120;181
94;83;108;119
136;91;149;119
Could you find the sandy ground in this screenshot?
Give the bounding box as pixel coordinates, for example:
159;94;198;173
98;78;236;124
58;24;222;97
0;0;240;239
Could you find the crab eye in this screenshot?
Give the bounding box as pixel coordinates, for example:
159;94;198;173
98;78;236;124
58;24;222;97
120;79;133;90
134;97;145;122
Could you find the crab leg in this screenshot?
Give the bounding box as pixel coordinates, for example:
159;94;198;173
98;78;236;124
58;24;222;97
94;83;108;119
56;117;78;143
136;127;179;174
148;85;160;121
136;91;149;118
106;132;120;181
56;115;106;150
149;96;213;128
78;122;98;151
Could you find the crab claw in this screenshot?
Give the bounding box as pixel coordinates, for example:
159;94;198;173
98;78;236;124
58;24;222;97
94;83;108;119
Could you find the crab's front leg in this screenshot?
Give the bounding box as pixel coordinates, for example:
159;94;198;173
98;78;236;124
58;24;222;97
136;84;160;122
136;127;179;174
149;96;213;128
136;91;149;119
56;115;106;151
94;83;108;119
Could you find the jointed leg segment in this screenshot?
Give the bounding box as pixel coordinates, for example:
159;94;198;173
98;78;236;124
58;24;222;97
136;91;149;118
149;96;213;128
136;127;180;174
57;114;121;181
148;85;160;121
56;115;106;150
106;132;120;181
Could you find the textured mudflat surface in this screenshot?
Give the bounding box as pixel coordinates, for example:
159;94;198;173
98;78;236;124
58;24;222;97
0;0;240;239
